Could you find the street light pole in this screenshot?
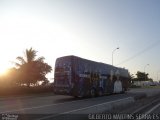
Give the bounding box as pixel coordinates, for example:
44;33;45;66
157;70;160;81
112;47;119;66
144;64;149;81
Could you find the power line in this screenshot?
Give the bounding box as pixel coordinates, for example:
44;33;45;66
116;40;160;66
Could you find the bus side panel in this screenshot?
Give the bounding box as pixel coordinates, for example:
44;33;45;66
71;56;87;97
70;56;78;96
54;56;130;97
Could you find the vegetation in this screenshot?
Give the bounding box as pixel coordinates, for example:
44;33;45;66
131;71;153;82
14;47;52;87
130;71;154;88
0;47;53;96
0;86;53;97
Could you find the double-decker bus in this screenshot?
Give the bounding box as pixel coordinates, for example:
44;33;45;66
54;55;130;97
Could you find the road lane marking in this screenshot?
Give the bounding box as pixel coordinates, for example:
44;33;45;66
0;95;121;113
0;99;84;113
36;97;134;120
0;94;129;113
145;103;160;114
138;103;160;120
62;97;133;114
132;98;160;114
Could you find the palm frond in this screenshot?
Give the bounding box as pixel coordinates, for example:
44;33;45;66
11;61;21;67
15;63;22;67
25;47;37;63
36;57;45;62
16;56;26;65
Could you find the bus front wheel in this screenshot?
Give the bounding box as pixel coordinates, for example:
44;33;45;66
90;88;96;97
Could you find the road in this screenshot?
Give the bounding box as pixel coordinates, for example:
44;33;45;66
0;88;160;120
108;88;160;120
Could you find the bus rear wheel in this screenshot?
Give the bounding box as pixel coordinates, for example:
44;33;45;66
90;88;96;97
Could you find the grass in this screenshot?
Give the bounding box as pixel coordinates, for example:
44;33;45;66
0;86;53;97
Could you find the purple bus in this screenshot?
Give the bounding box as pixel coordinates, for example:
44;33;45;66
54;55;130;97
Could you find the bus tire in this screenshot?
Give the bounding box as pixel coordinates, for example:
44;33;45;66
90;88;96;97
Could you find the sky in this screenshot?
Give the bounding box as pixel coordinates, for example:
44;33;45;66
0;0;160;81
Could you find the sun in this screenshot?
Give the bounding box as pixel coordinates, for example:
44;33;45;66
0;66;9;76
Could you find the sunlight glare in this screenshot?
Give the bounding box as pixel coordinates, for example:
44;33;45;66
0;65;9;76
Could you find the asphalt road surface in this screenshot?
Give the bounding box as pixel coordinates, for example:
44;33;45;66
0;88;160;120
0;94;131;114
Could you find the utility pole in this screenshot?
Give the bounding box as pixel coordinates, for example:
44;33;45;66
144;64;149;81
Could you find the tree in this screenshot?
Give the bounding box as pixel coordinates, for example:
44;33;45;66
15;48;52;87
135;71;149;81
41;79;49;86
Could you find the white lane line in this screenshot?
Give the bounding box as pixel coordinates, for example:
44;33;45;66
36;97;134;120
0;98;89;113
0;94;127;113
145;103;160;114
0;94;55;108
0;95;117;113
132;98;160;114
138;103;160;120
63;97;133;114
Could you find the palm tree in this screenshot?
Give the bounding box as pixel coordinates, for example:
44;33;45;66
15;48;44;66
15;48;52;87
